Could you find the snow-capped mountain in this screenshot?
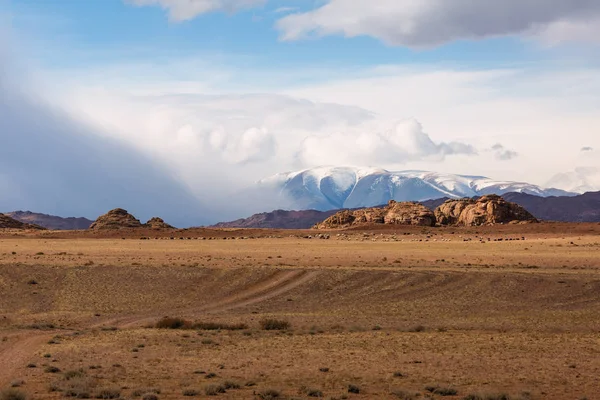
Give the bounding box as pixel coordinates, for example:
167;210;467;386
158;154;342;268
257;166;576;211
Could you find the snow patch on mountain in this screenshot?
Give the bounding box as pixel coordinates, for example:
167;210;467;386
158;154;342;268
257;166;576;211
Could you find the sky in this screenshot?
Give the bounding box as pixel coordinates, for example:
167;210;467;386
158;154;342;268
1;0;600;225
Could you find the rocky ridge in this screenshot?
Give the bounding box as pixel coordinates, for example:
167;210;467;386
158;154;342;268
435;195;538;226
0;213;46;230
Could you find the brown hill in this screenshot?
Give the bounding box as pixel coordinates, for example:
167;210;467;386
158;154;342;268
0;213;45;230
503;191;600;222
212;209;338;229
144;217;175;229
7;211;93;230
314;201;436;229
434;194;538;226
89;208;143;230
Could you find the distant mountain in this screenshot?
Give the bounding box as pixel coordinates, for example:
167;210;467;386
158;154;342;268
7;211;93;230
256;166;575;211
503;191;600;222
212;209;338;229
214;191;600;229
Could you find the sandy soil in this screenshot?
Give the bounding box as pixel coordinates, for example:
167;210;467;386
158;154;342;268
0;224;599;399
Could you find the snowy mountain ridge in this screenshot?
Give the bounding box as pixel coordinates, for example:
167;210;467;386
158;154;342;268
257;166;576;211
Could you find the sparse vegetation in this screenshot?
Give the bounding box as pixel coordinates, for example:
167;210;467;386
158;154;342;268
0;389;26;400
260;319;290;330
256;389;281;399
347;385;360;394
425;385;457;396
203;385;226;396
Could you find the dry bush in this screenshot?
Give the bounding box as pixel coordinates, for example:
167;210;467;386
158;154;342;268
95;387;121;399
256;389;281;399
391;389;419;399
155;317;192;329
260;319;290;330
0;389;27;400
425;385;457;396
347;385;360;394
203;385;226;396
192;322;248;331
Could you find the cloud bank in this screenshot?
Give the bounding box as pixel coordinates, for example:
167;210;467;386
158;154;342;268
276;0;600;47
0;47;209;227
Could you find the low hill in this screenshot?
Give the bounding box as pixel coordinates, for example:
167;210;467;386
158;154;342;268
0;213;46;230
212;209;338;229
503;191;600;222
7;211;93;230
90;209;176;230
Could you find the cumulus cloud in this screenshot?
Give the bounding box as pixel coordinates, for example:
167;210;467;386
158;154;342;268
490;143;519;161
581;146;594;152
276;0;600;47
298;118;476;166
546;167;600;193
127;0;265;21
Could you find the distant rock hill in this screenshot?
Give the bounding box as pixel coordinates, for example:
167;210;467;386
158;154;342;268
0;213;46;230
214;191;600;229
434;195;538;226
503;191;600;222
314;201;436;229
7;211;93;230
212;209;338;229
90;209;175;230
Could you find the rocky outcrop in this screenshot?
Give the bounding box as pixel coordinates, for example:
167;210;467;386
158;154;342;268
0;213;46;230
434;195;538;226
314;201;436;229
89;208;143;230
144;217;174;229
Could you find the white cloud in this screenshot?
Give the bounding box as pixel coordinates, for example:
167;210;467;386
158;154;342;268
546;167;600;193
276;0;600;47
299;119;475;166
490;144;519;161
126;0;265;21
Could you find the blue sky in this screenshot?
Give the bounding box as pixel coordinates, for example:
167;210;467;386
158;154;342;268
3;0;566;71
1;0;600;222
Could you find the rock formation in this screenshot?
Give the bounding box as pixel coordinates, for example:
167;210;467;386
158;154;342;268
144;217;174;229
314;201;436;229
434;195;538;226
0;213;45;230
89;208;143;230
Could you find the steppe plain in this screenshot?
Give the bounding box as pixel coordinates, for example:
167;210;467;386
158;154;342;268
0;223;599;400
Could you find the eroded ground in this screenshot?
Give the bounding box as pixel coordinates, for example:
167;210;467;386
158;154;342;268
0;224;599;399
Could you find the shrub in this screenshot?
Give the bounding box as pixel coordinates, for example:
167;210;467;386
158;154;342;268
192;322;248;331
348;385;360;394
257;389;281;399
44;366;61;373
0;389;26;400
260;319;290;331
132;388;160;398
425;386;457;396
182;389;200;397
155;317;191;329
62;377;96;399
409;325;426;332
391;390;418;400
203;385;225;396
64;370;86;380
95;387;121;399
141;394;158;400
222;381;240;390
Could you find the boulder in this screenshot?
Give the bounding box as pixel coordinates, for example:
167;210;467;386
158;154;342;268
314;201;436;229
89;208;143;230
434;195;538;226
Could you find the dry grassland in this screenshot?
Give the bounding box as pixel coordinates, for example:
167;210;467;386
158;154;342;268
0;223;599;399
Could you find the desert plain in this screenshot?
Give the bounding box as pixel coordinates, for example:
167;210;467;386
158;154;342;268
0;223;599;400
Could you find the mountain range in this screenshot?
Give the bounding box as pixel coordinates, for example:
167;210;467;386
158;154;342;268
256;166;575;211
214;191;600;229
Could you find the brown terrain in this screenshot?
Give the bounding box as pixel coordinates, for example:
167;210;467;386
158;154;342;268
6;212;93;230
0;211;599;400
